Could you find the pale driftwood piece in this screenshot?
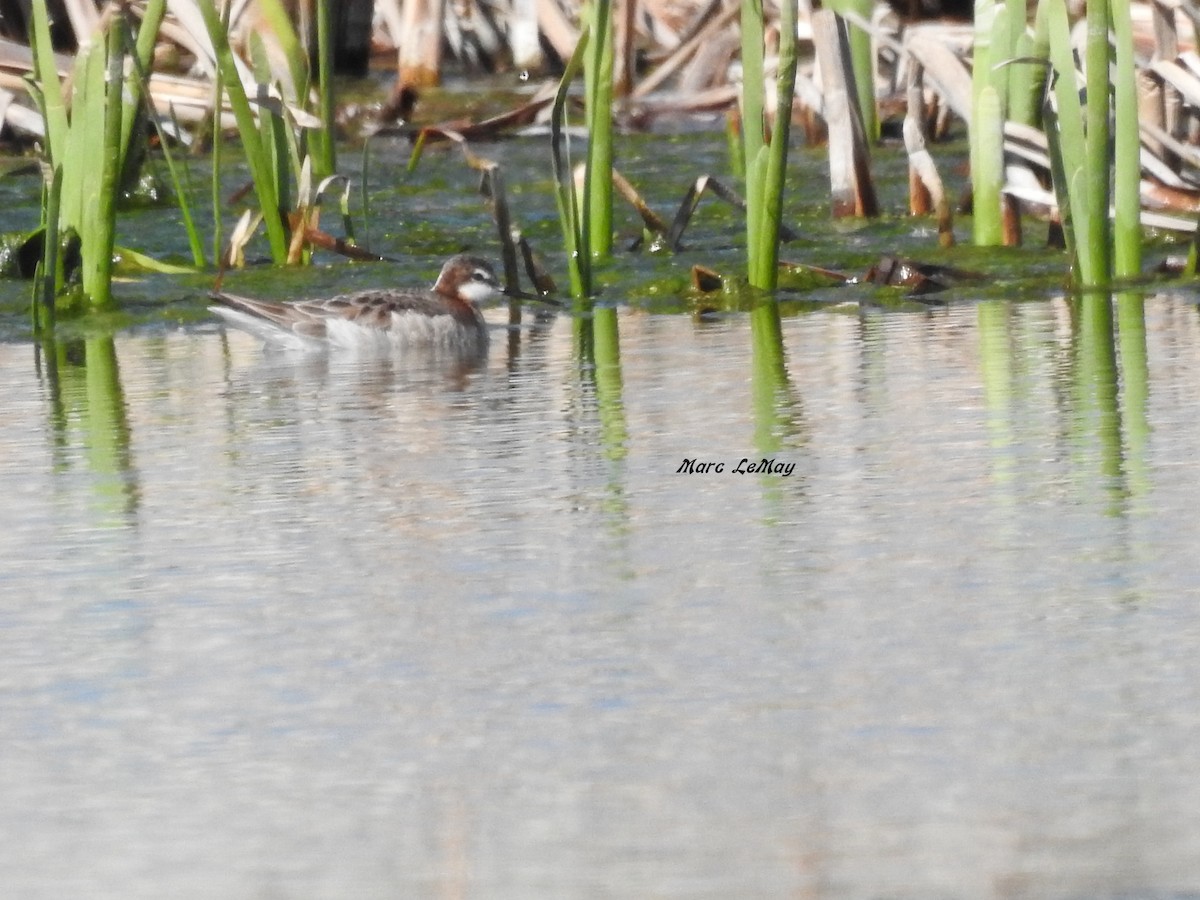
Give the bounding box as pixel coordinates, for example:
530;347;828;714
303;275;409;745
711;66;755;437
0;86;15;135
812;9;878;218
1176;49;1200;78
1135;209;1194;233
163;0;262;96
61;0;101;44
679;27;739;93
4;103;44;136
447;0;506;66
664;174;799;250
906;66;931;216
1003;121;1052;170
0;36;73;80
0;34;234;133
611;167;673;236
644;0;717;62
1150;55;1200;146
164;0;220;80
1139;69;1167;158
1005;116;1200;212
156;19;217;74
1142;144;1192;187
375;0;406;50
1141;179;1200;211
903;26;973;125
509;0;546;72
398;0;447;88
794;69;824;115
615;0;638;96
1141;119;1200;171
1003;164;1050;217
904;64;953;246
147;80;236;128
633;1;738;97
1006;180;1198;232
622;83;739;121
795;68;827;144
1004;119;1188;194
536;0;580;62
230;0;256;28
838;4;904;97
1152;0;1181;59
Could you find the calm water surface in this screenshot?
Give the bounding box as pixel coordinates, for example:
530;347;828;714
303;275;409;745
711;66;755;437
3;293;1200;898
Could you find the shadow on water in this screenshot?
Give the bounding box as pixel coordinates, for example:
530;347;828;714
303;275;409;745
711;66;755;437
35;333;139;525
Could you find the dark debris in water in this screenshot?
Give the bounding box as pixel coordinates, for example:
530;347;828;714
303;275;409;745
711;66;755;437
687;254;982;308
864;255;984;295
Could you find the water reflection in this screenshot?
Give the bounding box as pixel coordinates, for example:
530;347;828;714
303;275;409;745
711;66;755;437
572;306;630;529
36;334;138;524
591;307;628;463
1116;291;1150;497
1072;291;1124;506
750;299;802;455
977;299;1017;489
976;292;1152;517
5;297;1200;897
750;299;805;517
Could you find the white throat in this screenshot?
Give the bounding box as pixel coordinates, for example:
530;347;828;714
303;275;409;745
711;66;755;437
457;278;499;304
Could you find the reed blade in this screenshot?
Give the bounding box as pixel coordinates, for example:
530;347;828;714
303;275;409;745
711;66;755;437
741;0;798;290
584;0;614;260
1083;0;1112;285
196;0;289;263
1111;0;1141;279
550;27;591;298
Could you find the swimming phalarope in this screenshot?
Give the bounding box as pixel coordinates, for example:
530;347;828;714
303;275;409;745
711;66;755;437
209;254;501;353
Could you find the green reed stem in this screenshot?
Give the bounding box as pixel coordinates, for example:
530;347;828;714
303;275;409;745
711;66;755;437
550;27;592;298
34;164;63;330
121;13;205;268
750;300;789;456
972;84;1004;247
211;1;227;265
584;0;614;260
742;0;797;290
593;306;628;462
360;138;372;251
28;2;66;153
1111;0;1141;279
196;0;289;263
740;0;765;246
823;0;877;141
85;18;125;307
970;0;1008;245
1009;0;1048;127
252;0;308;102
314;0;337;177
847;0;878;142
1046;0;1095;284
119;0;166;166
1083;0;1112;285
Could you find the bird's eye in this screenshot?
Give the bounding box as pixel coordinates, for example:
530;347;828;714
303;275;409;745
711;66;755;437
472;270;489;281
